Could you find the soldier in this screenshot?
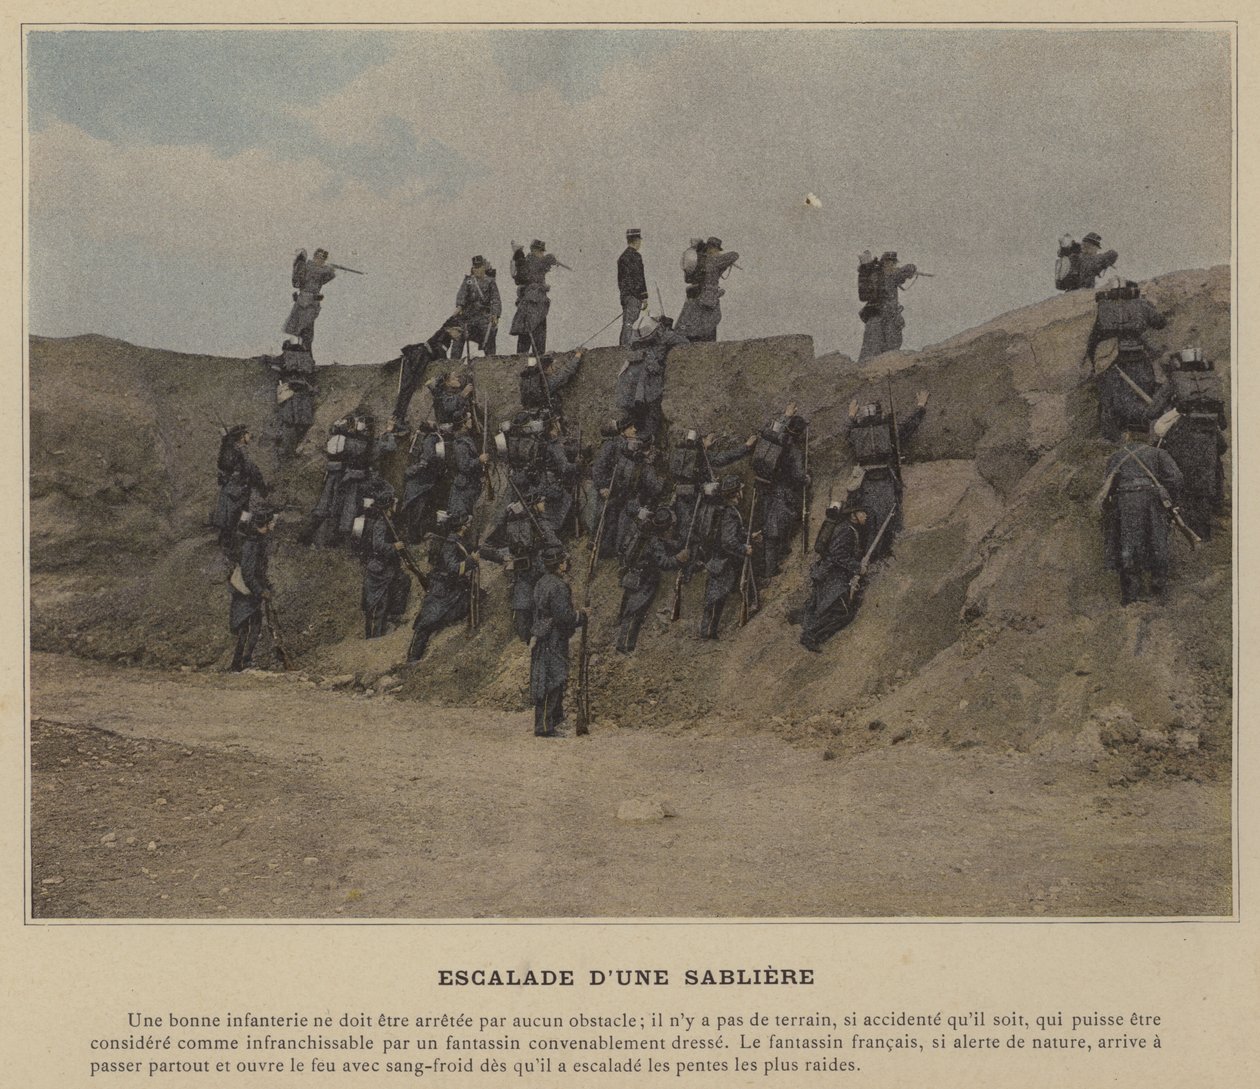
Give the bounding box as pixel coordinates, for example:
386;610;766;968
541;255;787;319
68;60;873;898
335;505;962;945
210;425;268;554
1099;425;1185;605
529;546;586;737
670;429;755;532
282;247;337;355
273;342;317;456
450;256;501;359
398;420;448;544
227;502;276;672
799;500;869;652
752;412;811;579
844;390;929;561
590;418;636;558
481;493;562;642
1149;347;1229;540
1085;281;1169;440
1076;232;1120;290
630;315;690;439
407;511;478;663
857;250;919;363
444;412;489;521
429;369;477;427
614;432;668;556
615;507;689;654
388;319;461;433
676;237;739;342
358;483;411;639
510;239;560;355
298;414;374;548
699;475;756;640
537;412;579;534
520;348;584;419
618;228;649;347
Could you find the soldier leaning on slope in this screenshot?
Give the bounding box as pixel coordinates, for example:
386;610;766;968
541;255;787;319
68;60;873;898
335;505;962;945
298;414;373;549
753;410;811;580
537;412;579;535
282;247;336;355
388;319;461;434
699;476;757;640
670;428;754;534
358;482;411;639
676;237;739;343
444;411;490;521
510;239;560;356
481;492;562;643
210;424;268;555
429;368;477;428
1084;280;1168;441
450;256;501;359
630;315;690;439
857;251;918;364
1147;347;1229;541
1099;424;1185;605
520;348;584;420
615;506;689;654
613;432;668;557
799;499;869;653
397;419;448;544
844;390;929;561
529;546;587;738
618;228;649;347
1075;232;1120;290
227;502;276;672
273;341;318;456
407;511;478;663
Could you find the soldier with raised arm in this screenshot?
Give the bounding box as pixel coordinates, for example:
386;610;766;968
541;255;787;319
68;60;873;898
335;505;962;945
282;247;337;355
676;237;739;342
510;239;560;355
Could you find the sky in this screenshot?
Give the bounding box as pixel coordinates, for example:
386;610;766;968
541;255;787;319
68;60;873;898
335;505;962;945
26;27;1233;365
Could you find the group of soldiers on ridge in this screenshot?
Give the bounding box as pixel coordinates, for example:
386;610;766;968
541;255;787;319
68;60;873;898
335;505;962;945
210;226;1228;734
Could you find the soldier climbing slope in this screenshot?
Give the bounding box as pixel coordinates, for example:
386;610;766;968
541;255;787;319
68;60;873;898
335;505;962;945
751;409;810;580
387;318;461;433
407;511;479;664
227;502;276;672
843;389;929;561
799;499;869;653
397;420;448;545
615;507;689;654
444;412;490;522
357;482;412;639
629;315;690;439
1084;280;1169;441
210;424;268;555
520;348;584;420
529;546;587;738
698;476;758;640
481;491;562;643
1098;424;1186;606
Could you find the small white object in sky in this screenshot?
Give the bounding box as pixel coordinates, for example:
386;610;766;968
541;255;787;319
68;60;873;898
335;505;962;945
804;192;822;208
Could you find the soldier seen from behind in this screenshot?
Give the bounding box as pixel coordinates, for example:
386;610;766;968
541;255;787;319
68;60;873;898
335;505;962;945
800;498;869;653
670;428;754;534
1056;231;1119;291
273;341;317;456
618;228;649;346
357;482;411;639
227;502;276;672
510;239;560;355
299;414;374;548
615;507;689;654
1098;423;1186;605
387;318;460;434
630;315;690;439
676;237;739;343
1149;347;1229;540
210;424;268;555
407;511;479;663
450;256;501;359
1084;280;1168;440
481;492;562;643
698;475;757;640
844;389;929;561
520;348;584;420
857;250;920;363
429;368;477;427
397;419;448;544
529;546;587;738
282;247;337;355
751;408;810;579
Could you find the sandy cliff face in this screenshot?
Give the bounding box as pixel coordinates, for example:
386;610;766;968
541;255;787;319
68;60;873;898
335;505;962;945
29;266;1231;774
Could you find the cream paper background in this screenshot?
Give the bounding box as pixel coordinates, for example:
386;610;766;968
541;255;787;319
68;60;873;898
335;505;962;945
3;4;1255;1087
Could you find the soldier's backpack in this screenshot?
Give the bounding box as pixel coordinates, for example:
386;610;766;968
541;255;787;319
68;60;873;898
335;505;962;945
505;508;536;556
1170;370;1225;415
1094;287;1146;349
341;433;371;469
1055;237;1082;291
813;514;841;558
858;257;885;303
618;510;652;571
681;244;700;275
503;430;542;469
693;493;722;554
281;346;316;378
848;419;894;465
751;425;786;482
520;369;549;410
670;443;703;484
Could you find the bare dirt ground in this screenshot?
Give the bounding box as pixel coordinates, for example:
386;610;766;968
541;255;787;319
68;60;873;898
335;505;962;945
30;653;1230;920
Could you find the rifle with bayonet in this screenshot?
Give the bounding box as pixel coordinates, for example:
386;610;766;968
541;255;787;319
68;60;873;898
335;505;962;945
262;600;292;671
381;509;431;592
328;263;364;275
886;378;903;485
587;459;621;583
574;560;593;737
739;487;759;626
848;509;895;605
801;423;811;559
1098;447;1203;549
670;489;705;622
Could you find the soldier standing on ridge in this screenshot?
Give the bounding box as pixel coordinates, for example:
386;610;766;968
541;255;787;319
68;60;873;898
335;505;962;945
283;247;337;355
618;228;649;347
529;546;586;738
1099;424;1185;605
1075;232;1120;290
450;256;501;359
799;499;868;652
510;239;560;355
676;237;739;343
857;250;919;363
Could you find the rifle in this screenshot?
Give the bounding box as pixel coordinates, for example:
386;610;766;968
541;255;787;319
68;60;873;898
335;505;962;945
1109;446;1203;550
381;510;431;591
886;378;903;485
466;535;481;632
574;564;593;736
572;425;585;540
263;600;292;671
577;311;624;349
848;510;896;604
655;282;668;323
670;490;704;622
587;459;621;583
739;488;759;626
328;263;365;275
553;259;575;272
800;424;811;559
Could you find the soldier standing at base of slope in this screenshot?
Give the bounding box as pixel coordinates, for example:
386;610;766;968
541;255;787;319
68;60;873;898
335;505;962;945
228;502;276;672
529;547;586;738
